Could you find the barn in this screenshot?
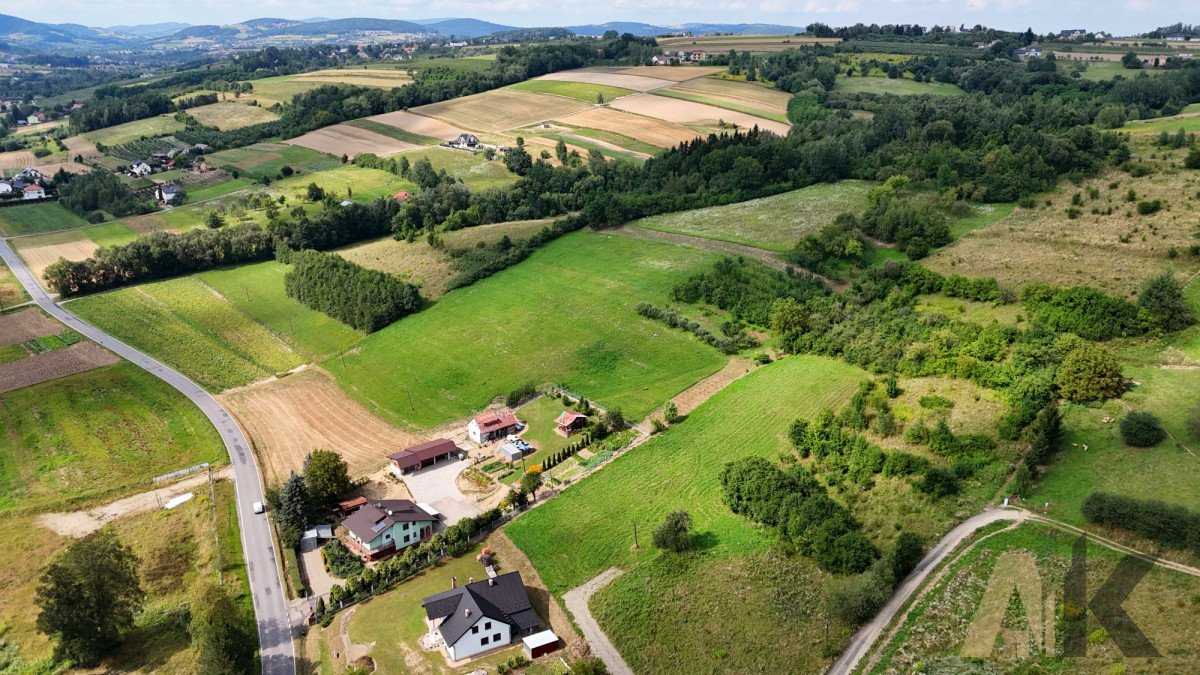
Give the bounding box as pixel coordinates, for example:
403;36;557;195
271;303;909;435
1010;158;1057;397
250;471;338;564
388;438;464;474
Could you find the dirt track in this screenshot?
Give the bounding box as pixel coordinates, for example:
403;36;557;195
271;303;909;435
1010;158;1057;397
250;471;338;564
219;367;425;484
563;568;633;675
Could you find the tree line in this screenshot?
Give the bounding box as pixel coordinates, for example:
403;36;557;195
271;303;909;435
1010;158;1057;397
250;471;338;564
282;249;421;333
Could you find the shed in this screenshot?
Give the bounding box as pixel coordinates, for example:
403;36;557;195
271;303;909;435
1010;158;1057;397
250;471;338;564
500;443;523;462
389;438;463;474
522;630;560;659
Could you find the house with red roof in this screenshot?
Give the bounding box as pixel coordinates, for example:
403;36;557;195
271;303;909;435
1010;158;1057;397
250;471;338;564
388;438;464;474
554;411;588;436
468;409;519;444
21;183;45;200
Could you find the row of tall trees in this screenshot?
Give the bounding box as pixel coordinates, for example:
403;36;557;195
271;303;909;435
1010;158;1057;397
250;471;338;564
282;250;421;332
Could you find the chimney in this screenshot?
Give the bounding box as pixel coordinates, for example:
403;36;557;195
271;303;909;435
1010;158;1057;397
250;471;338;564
468;577;474;584
464;608;471;617
488;578;495;587
452;576;457;588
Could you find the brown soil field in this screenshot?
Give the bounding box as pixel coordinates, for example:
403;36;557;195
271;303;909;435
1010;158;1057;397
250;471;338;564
925;149;1200;297
0;308;62;346
415;90;591;133
61;136;100;158
535;71;673;92
335;237;456;298
617;66;727;81
0;342;119;394
557;107;700;148
667;77;793;113
219;367;425;484
14;232;96;283
33;161;90;176
610;92;792;135
0;150;37;170
285;124;418;158
366;110;467;141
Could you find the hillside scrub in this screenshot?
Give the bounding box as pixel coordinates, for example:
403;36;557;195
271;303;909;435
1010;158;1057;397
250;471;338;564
283;250;420;332
1082;492;1200;553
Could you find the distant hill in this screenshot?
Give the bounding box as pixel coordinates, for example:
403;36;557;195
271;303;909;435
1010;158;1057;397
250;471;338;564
106;22;192;38
421;18;516;38
566;21;804;37
268;17;429;36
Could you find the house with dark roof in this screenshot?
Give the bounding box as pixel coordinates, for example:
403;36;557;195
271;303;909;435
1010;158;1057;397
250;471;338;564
389;438;464;474
422;572;541;661
468;410;519;444
342;499;437;560
155;183;182;203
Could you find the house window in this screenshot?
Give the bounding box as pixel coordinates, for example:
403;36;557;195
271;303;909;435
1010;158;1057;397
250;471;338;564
481;636;489;646
484;621;491;630
472;626;479;634
492;633;501;643
404;534;410;543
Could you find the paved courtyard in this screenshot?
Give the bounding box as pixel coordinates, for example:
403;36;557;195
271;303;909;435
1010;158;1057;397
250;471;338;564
399;457;482;526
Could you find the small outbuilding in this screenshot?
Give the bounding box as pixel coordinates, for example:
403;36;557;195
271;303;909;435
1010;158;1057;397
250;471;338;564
500;443;523;463
555;411;588;436
389;438;464;474
522;630;561;659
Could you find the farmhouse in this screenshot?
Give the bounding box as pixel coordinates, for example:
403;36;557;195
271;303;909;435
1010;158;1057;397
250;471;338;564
422;572;541;661
449;133;480;149
1014;43;1042;59
388;438;464;474
650;55;677;66
468;410;519;444
554;410;588;436
342;499;437;560
687;50;706;62
155;183;182;203
130;160;153;177
1057;29;1087;38
21;184;45;200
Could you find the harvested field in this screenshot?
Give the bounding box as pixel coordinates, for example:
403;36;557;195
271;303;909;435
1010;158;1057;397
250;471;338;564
186;101;279;130
32;161;90;176
415;89;591;133
219;368;424;484
557;107;699;148
14;231;96;282
285;123;417;158
610;93;792;135
61;136;100;158
534;70;672;92
365;110;466;142
0;150;37;170
0;342;119;394
0;308;62;347
618;66;726;81
666;77;792;113
292;68;412;87
335;237;455;297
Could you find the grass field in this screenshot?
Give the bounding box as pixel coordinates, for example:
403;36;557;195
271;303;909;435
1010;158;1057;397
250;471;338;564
915;294;1024;326
506;355;867;594
0;257;29;307
325;232;728;430
80;114;187;147
1064;60;1167;81
185;176;253;201
70;277;305;391
206;142;341;181
630;180;873;251
652;88;790;124
1028;366;1200;526
871;522;1200;674
249;69;411;105
0;201;88;236
833;76;964;96
199;262;362;361
271;165;418;203
517;395;576;457
186;101;279;130
509;79;634;103
403;146;518;190
541;125;661;157
1117;109;1200;134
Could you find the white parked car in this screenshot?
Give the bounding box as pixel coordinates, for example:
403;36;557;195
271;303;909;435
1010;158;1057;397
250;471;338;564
253;501;265;514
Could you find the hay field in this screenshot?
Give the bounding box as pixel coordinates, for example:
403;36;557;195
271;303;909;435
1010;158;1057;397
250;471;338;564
80;115;186;147
250;69;411;105
0;150;37;170
414;89;591;132
925;157;1200;296
618;66;726;81
366;110;467;142
666;77;793;113
285;123;418;158
557;107;700;148
186;101;279;130
336;238;456;298
61;135;100;158
610;93;792;135
220;368;423;484
535;70;672;92
14;231;97;282
33;161;90;176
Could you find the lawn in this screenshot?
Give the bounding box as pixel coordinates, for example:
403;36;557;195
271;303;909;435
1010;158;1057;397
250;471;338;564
80;114;187;147
199;261;362;361
652;88;790;124
506;354;868;595
1;257;30;307
833;76;964;96
70;277;305;391
0;361;225;513
186;101;279;130
509;79;634;103
0;201;88;236
404;146;518;190
1028;365;1200;525
516;395;576;456
325;232;729;430
630;180;872;251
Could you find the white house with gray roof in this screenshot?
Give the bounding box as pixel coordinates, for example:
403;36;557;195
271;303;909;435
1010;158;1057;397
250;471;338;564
422;572;541;661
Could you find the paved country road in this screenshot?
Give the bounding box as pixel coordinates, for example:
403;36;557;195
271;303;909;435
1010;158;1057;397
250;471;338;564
827;507;1027;675
0;239;296;675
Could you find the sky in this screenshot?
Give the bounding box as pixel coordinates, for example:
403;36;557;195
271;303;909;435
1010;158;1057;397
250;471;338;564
11;0;1188;36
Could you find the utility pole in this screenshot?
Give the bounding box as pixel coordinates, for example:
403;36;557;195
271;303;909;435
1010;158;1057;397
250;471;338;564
208;466;221;586
632;521;639;549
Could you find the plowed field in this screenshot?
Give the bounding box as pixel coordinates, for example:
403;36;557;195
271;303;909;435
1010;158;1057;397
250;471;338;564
0;308;62;347
285;124;418;158
0;342;119;394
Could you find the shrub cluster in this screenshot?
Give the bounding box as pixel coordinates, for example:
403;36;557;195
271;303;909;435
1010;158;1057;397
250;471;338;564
445;216;587;290
1119;411;1166;447
1082;492;1200;553
504;382;537;408
321;539;364;579
1021;283;1150;340
284;250;421;332
635;303;752;354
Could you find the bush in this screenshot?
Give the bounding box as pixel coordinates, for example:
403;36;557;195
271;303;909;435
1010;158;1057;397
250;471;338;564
917;466;960;498
1056;343;1125;402
1082;492;1200;553
663;401;679;423
322;539;365;578
505;382;537;408
1136;199;1163;215
825;560;892;624
1119;411;1166;447
651;510;694;552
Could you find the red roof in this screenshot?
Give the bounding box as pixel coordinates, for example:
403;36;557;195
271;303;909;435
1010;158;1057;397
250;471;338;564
555;411;587;426
389;438;460;469
22;184;42;193
473;410;517;431
393;191;410;200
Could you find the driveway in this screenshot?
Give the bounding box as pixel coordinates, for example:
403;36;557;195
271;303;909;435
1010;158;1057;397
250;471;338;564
299;539;338;599
564;568;633;675
399;458;481;526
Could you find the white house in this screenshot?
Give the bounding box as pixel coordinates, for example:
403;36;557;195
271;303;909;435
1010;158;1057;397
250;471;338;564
467;409;519;444
22;184;45;200
155;183;182;203
131;161;153;177
422;572;541;661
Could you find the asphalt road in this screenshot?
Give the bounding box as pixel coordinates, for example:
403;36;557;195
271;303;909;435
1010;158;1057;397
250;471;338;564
0;239;296;675
827;507;1026;675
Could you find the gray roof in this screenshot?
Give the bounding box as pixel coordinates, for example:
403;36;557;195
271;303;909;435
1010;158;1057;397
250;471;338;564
341;499;431;542
422;571;539;645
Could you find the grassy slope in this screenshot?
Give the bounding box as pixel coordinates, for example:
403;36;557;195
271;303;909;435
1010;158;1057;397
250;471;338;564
70;277;304;391
0;361;226;513
652;88;790;124
186;101;279;130
509;79;635;103
405;146;518;190
325;232;728;429
80;114;186;146
833;76;964;96
631;181;872;251
344;118;442;146
506;355;867;594
0;201;88;236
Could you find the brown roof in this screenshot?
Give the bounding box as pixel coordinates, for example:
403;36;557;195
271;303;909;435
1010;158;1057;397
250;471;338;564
342;499;432;542
388;438;460;469
473;410;517;431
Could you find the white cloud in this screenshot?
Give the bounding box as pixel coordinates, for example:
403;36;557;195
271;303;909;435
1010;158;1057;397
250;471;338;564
802;0;859;13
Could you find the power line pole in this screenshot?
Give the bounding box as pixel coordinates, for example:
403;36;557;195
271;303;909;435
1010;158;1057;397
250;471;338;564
208;466;221;586
632;521;639;549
